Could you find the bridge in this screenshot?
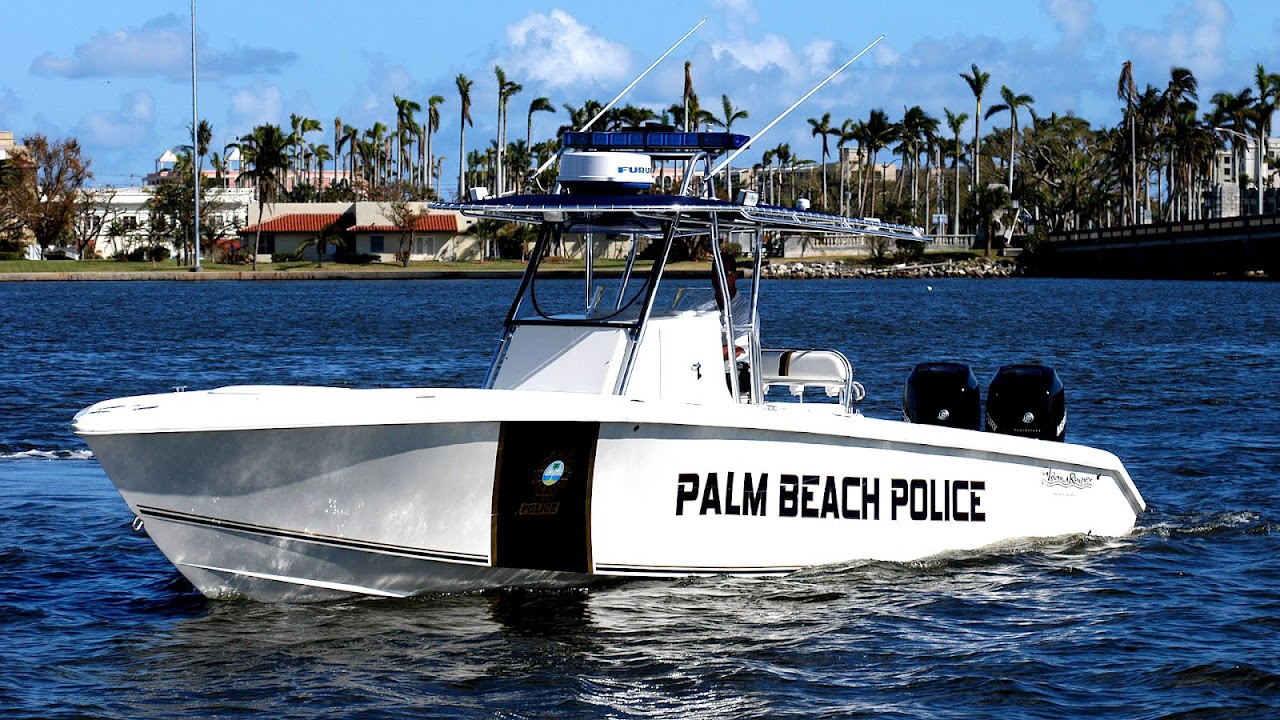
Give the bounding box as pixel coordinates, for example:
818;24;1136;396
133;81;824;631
1044;213;1280;279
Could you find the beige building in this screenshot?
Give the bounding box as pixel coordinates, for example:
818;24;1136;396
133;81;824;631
240;202;475;263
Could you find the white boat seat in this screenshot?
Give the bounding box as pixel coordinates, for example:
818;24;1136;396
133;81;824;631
759;348;862;408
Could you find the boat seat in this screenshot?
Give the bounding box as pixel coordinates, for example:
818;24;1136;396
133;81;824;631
759;348;862;408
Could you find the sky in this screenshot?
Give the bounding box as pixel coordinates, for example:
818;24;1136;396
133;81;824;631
2;0;1278;190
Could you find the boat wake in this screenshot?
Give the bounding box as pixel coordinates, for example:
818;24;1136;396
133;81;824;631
0;446;95;461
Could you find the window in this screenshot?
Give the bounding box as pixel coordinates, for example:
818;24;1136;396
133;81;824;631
261;234;276;254
370;235;385;253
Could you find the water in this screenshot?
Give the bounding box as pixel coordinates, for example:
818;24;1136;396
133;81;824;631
2;278;1278;718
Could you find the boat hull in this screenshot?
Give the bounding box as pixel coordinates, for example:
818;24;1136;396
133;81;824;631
76;386;1144;601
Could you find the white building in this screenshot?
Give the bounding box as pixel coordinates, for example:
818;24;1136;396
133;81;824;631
82;185;255;259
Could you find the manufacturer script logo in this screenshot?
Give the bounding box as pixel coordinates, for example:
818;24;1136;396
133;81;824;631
1041;468;1096;489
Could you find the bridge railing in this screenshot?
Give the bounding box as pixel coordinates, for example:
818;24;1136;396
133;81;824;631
1050;213;1280;247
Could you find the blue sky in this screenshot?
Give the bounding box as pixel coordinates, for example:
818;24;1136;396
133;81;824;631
3;0;1278;189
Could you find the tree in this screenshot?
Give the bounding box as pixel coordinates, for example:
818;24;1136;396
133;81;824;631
0;134;93;258
807;112;835;209
861;109;899;217
288;114;322;188
959;63;992;191
1116;61;1139;224
393;95;422;185
944;108;970;235
425;95;446;197
235;123;290;270
384;198;425;267
456;73;474;201
70;186;118;258
967;182;1011;256
985;85;1035;194
494;66;523;196
711;94;749;196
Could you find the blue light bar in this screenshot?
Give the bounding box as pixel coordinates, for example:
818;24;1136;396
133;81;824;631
562;131;749;151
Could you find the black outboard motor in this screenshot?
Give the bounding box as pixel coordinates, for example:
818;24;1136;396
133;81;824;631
903;362;982;430
985;364;1066;442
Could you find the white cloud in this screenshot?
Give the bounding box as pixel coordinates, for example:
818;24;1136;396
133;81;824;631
709;0;759;25
710;34;798;75
30;14;294;82
77;90;156;147
501;9;631;89
803;39;836;74
1119;0;1230;83
1042;0;1099;45
229;85;285;128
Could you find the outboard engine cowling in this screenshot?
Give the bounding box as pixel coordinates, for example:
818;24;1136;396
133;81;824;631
985;364;1065;442
903;362;982;430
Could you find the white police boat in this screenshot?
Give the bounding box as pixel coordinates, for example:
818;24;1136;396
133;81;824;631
74;128;1145;601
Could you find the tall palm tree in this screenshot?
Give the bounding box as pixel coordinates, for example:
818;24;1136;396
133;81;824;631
288;114;321;189
985;85;1035;194
837;118;861;215
1209;87;1255;208
711;94;749;196
311;143;332;188
944;108;969;235
1117;61;1139;224
393;95;422;184
861;108;899;217
959;64;991;191
235;123;289;271
773;143;792;204
1252;64;1280;211
807;112;835;209
342;125;360;189
526;97;555;189
333;116;344;186
456;73;474;200
425;95;445;196
1163;67;1199;221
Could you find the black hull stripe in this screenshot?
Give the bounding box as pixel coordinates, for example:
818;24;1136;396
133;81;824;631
137;505;489;566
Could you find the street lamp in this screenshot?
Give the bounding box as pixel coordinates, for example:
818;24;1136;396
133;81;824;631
1214;126;1264;216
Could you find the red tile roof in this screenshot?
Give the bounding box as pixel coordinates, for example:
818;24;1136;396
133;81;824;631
240;213;344;234
349;215;458;233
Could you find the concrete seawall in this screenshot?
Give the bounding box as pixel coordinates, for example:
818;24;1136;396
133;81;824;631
0;270;531;281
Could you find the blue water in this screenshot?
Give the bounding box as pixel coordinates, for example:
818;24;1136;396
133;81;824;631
1;278;1278;718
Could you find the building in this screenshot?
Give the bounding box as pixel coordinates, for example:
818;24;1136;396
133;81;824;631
239;202;474;263
1208;135;1280;217
77;185;255;260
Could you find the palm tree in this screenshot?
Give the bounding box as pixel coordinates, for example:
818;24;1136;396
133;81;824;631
773;143;792;204
525;97;555;189
425;95;445;196
288;114;322;189
837;118;861;215
333;117;345;187
1252;64;1280;212
1210;87;1255;209
393;95;422;184
985;85;1035;194
959;64;992;190
235;123;289;271
311;143;332;188
456;73;474;200
709;94;749;196
1117;61;1139;224
861;108;899;217
944;108;969;235
807;112;835;209
1163;67;1199;220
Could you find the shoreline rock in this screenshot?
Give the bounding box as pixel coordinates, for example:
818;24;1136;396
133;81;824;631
759;258;1024;280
